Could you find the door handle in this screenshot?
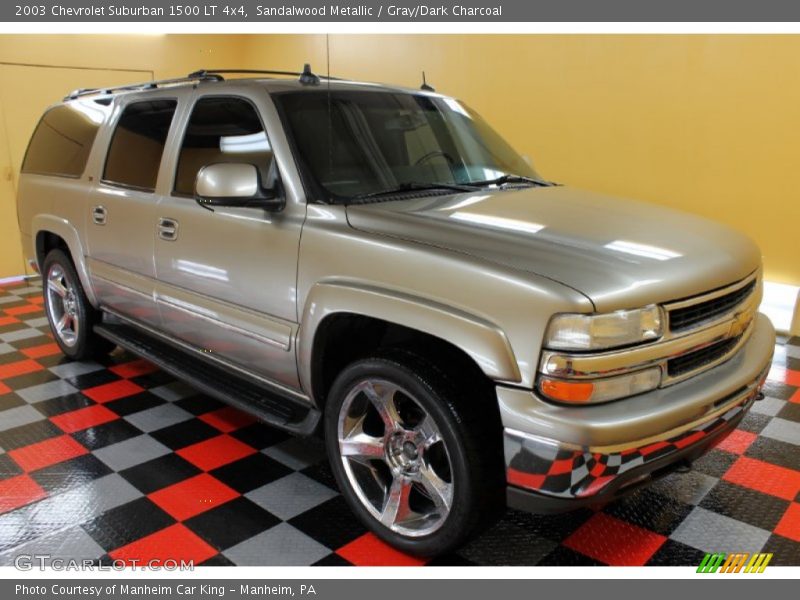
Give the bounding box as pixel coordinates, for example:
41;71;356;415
157;217;179;241
91;205;107;225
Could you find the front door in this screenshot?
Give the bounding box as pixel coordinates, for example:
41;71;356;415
153;90;305;390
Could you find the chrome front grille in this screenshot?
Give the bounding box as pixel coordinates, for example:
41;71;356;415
666;335;741;378
668;279;757;333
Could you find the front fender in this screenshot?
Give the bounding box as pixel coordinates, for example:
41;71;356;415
31;214;97;306
296;281;522;396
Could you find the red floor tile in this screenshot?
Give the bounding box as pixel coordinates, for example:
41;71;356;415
723;456;800;501
198;406;257;433
8;435;89;472
790;389;800;405
0;381;10;395
774;503;800;543
563;513;667;565
0;474;47;514
0;359;44;380
109;523;217;566
0;315;19;326
21;342;62;359
82;379;144;403
109;359;159;379
175;434;256;471
768;365;800;387
50;404;119;434
715;429;758;455
148;473;239;521
29;296;45;305
336;533;426;566
4;304;42;317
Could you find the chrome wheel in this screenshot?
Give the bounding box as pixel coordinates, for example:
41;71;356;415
45;263;79;347
337;379;454;537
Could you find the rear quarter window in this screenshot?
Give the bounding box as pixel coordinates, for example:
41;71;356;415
22;101;109;178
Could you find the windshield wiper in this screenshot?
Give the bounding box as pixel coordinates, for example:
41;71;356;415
470;174;555;188
353;181;479;201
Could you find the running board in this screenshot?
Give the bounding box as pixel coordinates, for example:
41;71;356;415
94;322;320;436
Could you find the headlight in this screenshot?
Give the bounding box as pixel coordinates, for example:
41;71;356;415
539;367;662;404
544;305;663;351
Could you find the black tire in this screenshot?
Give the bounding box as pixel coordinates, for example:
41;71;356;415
42;248;114;360
324;349;505;557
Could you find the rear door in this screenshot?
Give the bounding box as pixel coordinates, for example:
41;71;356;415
152;86;306;390
83;92;182;326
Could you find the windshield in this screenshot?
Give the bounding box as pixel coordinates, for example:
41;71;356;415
273;90;542;202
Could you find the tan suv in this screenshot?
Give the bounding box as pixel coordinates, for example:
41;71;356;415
16;67;775;556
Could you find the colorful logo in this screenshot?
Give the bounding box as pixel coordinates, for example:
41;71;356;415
697;552;773;573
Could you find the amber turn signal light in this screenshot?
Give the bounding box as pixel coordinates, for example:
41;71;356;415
539;379;594;403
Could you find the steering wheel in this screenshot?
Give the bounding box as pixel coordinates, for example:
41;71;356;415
413;150;455;166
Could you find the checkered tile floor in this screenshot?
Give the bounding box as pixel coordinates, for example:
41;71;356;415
0;277;798;566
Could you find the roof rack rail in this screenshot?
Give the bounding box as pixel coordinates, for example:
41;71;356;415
188;66;341;83
64;72;223;101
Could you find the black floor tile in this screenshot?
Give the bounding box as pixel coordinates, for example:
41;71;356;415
29;454;112;494
229;422;290;450
149;418;219;451
65;369;121;390
82;497;176;552
537;545;605;566
0;419;63;451
3;369;58;390
312;553;352;566
33;392;93;418
71;419;143;451
603;488;695;536
745;435;800;471
104;392;166;417
199;554;236;566
761;533;800;566
646;539;707;566
210;452;293;494
119;453;202;495
699;480;791;532
0;393;25;412
693;448;738;478
504;507;595;543
777;402;800;424
184;497;280;551
289;496;367;550
174;394;225;416
0;454;24;481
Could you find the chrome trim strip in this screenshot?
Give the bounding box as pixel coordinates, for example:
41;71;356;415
102;307;311;404
664;269;759;313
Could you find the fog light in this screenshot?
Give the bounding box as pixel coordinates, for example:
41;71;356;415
539;367;662;404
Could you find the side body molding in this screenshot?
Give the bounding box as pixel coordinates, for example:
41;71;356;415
31;214;98;305
297;281;522;400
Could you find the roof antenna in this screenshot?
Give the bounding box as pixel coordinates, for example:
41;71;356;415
420;71;435;92
299;63;320;86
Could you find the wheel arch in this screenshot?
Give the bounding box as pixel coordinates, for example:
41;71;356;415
298;282;521;407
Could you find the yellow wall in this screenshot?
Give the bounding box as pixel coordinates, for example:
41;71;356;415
1;34;797;311
242;34;800;292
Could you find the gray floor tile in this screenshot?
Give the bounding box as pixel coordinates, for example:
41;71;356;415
0;295;22;305
0;328;43;343
760;417;800;445
48;361;104;378
223;523;330;566
124;403;193;432
786;344;800;359
16;380;78;404
93;435;171;472
750;396;787;417
670;507;771;553
245;472;337;520
0;404;45;431
150;381;196;402
0;342;15;355
262;437;327;470
0;526;104;566
22;317;50;328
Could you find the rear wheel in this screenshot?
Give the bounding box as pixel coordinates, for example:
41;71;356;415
43;249;114;360
324;350;504;556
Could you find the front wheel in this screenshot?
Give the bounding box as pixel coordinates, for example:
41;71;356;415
324;351;504;556
43;249;114;360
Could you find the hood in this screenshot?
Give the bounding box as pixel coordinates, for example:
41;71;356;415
345;186;761;311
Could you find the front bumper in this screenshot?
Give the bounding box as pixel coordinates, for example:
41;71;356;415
501;312;775;513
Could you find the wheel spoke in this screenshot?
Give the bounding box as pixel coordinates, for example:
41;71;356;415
380;475;413;528
341;431;385;464
362;381;402;430
417;463;453;512
56;313;69;333
416;414;442;448
48;278;67;298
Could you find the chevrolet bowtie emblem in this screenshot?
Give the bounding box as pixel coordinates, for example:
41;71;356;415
729;311;753;338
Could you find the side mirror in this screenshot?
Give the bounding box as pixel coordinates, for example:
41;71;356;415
194;163;284;212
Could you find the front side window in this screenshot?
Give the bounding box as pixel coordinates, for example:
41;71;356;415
22;100;110;178
174;96;275;196
103;99;177;191
273;90;540;202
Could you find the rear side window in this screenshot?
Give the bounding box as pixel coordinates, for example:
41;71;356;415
22;101;109;178
103;99;177;192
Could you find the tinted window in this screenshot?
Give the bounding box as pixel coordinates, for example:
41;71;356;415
22;101;110;177
103;99;177;191
174;97;274;196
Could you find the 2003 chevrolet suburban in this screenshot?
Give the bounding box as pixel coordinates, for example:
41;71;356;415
16;67;775;556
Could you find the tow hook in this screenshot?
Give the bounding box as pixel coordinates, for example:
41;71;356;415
754;391;765;401
675;460;692;474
